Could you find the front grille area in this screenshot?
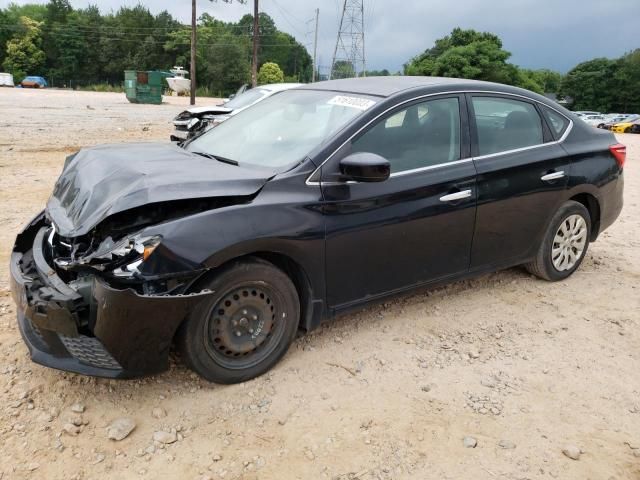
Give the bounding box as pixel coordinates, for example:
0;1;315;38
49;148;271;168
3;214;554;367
59;334;122;370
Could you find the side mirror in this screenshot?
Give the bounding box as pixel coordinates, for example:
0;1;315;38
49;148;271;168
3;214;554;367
339;152;390;182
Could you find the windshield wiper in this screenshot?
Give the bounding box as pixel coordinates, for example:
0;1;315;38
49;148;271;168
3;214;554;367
192;151;239;166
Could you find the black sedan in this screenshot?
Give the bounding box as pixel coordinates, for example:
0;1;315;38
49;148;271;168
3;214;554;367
10;77;625;383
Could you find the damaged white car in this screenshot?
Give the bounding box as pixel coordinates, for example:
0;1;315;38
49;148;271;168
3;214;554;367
170;82;302;142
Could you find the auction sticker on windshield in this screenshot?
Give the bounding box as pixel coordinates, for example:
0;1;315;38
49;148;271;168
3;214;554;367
328;95;376;111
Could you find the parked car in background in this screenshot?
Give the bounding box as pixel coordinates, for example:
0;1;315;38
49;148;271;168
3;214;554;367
170;83;302;142
10;77;625;383
581;114;606;127
19;76;48;88
573;110;601;117
0;72;14;87
599;114;633;129
611;117;640;133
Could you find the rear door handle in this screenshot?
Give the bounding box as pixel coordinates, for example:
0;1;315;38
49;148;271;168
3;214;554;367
541;171;565;182
439;190;472;202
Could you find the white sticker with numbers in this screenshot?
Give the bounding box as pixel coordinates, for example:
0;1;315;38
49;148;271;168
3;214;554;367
327;95;376;111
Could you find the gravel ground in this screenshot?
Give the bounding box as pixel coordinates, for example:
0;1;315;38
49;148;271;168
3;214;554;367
0;88;639;480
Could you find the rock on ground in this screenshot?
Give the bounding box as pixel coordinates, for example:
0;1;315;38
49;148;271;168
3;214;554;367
107;418;136;441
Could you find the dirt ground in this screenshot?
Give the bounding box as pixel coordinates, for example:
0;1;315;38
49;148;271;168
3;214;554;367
0;88;639;480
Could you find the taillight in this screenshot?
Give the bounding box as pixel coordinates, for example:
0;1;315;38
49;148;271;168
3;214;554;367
609;143;626;168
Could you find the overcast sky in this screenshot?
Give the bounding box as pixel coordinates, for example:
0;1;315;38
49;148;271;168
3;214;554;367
4;0;639;73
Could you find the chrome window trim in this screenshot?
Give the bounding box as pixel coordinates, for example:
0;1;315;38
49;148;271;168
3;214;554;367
305;90;573;187
389;158;473;178
471;119;573;161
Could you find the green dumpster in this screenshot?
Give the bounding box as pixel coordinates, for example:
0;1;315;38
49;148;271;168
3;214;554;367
124;70;170;105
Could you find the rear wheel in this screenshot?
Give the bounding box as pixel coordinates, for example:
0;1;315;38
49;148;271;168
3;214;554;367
525;201;591;281
625;127;632;133
177;258;299;383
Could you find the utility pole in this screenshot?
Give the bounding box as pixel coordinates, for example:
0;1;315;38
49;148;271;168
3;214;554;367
251;0;259;87
312;8;319;82
190;0;196;105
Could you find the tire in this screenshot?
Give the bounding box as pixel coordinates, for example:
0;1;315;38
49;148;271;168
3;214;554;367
525;201;591;281
625;127;632;133
177;257;300;383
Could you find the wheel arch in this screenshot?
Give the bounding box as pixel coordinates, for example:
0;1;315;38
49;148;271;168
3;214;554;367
568;191;601;241
186;246;323;335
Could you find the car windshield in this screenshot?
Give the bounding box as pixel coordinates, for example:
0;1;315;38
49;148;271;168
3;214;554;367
186;90;377;169
223;88;269;110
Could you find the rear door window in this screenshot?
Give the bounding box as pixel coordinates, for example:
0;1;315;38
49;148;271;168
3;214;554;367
472;97;543;156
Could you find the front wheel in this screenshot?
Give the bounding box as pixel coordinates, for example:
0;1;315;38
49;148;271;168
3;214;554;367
177;257;300;383
525;201;591;281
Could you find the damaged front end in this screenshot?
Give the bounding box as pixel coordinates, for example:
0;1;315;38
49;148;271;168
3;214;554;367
10;143;272;378
170;108;231;142
10;212;216;378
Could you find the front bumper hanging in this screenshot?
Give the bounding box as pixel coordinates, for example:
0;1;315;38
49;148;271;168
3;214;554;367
10;215;215;378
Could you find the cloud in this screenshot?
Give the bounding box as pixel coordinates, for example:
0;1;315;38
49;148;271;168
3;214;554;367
7;0;639;72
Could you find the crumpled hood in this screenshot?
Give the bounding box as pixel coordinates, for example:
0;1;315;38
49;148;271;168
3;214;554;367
47;142;271;237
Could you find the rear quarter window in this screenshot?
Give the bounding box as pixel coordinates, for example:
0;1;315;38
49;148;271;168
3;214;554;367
540;105;570;139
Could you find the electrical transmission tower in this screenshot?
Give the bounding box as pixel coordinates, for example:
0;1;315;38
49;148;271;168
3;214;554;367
330;0;365;80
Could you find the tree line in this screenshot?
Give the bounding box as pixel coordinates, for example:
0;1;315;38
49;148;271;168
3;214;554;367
0;0;311;95
404;28;639;113
1;2;637;112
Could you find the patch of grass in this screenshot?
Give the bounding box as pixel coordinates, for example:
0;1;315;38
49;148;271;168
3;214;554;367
77;84;124;93
195;85;224;98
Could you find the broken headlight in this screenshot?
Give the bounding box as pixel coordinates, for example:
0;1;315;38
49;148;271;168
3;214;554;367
54;233;161;277
110;234;162;277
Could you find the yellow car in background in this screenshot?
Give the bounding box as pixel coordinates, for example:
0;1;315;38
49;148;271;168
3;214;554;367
611;117;640;133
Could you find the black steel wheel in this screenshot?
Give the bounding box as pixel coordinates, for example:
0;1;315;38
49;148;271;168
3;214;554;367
177;257;299;383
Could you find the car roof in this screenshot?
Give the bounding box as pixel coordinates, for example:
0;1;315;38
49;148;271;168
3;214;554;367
260;82;304;92
297;76;536;98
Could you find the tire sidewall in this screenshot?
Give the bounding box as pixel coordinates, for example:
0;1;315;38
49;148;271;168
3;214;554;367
180;260;299;384
540;202;591;281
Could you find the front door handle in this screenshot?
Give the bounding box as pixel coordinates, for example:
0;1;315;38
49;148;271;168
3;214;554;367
439;189;472;202
541;171;565;182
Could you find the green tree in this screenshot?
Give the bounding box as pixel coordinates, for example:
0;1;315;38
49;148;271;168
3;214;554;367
404;28;563;94
75;5;104;83
559;58;617;111
519;69;563;94
2;16;46;80
331;60;355;79
257;62;284;84
405;28;514;82
614;49;640;113
365;69;391;76
237;12;311;81
0;2;311;92
165;13;250;95
0;3;47;66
